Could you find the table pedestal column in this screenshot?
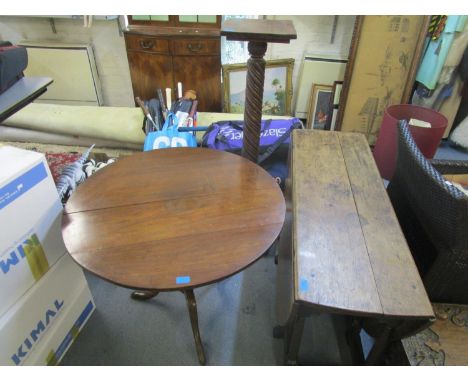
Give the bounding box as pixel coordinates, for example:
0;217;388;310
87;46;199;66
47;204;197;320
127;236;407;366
221;19;297;163
242;41;267;162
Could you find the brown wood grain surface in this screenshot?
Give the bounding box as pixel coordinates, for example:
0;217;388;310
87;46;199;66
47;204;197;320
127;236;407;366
290;130;433;320
172;39;220;56
172;55;222;112
338;133;433;319
124;31;222;112
125;35;170;54
221;19;297;43
292;130;382;315
62;148;285;291
126;50;173;101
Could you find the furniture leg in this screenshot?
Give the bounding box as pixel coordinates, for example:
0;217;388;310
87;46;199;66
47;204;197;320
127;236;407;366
365;324;392;365
221;20;296;162
184;288;207;365
284;305;305;365
242;41;268;162
346;317;365;365
131;290;159;300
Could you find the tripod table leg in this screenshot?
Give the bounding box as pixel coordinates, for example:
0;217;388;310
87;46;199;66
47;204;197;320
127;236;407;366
184;288;207;365
131;290;159;300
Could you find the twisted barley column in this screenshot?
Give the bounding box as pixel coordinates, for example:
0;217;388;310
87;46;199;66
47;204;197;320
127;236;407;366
242;41;268;162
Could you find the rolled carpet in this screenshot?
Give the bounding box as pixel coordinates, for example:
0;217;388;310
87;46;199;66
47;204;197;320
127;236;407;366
3;103;146;144
2;103;293;145
0;125;143;150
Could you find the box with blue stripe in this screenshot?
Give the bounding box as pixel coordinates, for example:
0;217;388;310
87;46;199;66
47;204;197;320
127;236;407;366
0;146;67;318
0;254;95;366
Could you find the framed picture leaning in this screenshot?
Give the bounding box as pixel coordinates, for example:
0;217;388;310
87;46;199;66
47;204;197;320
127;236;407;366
307;84;332;129
222;58;294;115
325;80;343;130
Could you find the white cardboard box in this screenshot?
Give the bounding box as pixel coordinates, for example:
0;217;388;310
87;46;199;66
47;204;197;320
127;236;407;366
0;146;67;317
0;254;94;366
24;281;95;366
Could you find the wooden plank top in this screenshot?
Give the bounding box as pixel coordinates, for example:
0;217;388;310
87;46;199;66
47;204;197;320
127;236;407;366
62;148;285;291
221;19;297;43
291;130;433;320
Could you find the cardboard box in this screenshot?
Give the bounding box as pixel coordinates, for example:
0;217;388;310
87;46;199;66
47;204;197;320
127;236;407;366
0;146;67;317
0;254;93;366
24;282;95;366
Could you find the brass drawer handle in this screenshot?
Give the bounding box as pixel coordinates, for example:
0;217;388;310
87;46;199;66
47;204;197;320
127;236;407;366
139;40;154;49
187;43;203;52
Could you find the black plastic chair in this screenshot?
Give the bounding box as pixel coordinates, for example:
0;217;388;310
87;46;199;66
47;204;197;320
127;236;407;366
387;120;468;304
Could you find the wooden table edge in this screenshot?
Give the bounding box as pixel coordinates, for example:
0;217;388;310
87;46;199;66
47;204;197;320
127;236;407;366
293;299;435;321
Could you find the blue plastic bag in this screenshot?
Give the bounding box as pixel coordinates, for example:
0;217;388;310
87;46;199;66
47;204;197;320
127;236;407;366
143;112;197;151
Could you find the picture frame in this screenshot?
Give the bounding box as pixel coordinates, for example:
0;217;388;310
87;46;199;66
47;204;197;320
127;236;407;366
306;84;333;130
332;81;343;106
222;58;294;115
325;81;343;130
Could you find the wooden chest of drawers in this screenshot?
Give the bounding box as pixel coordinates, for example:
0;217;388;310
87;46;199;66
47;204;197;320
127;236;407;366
124;28;222;112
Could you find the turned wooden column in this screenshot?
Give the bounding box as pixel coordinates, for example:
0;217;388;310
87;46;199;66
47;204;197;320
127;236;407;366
221;19;297;162
243;41;267;161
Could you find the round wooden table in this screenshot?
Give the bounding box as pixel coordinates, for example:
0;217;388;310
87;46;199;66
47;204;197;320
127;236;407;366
61;147;285;365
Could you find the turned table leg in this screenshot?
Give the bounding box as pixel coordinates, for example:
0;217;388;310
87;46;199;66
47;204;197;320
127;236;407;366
221;19;297;164
242;41;267;162
184;288;207;365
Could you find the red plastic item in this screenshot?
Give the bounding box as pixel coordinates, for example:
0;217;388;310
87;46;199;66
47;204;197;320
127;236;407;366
373;104;448;180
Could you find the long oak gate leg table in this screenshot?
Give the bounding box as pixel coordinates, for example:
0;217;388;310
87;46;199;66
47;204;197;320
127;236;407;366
275;130;435;365
62;148;285;365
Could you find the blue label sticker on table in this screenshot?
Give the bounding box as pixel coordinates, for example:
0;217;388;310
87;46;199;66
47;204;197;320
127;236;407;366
299;278;309;293
176;276;191;284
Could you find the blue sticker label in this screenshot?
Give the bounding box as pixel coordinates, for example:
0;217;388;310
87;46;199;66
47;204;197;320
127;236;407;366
0;162;48;210
299;278;309;293
176;276;191;284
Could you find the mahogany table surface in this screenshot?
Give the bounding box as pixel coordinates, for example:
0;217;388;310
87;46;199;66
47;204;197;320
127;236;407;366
221;19;297;43
62;147;285;291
